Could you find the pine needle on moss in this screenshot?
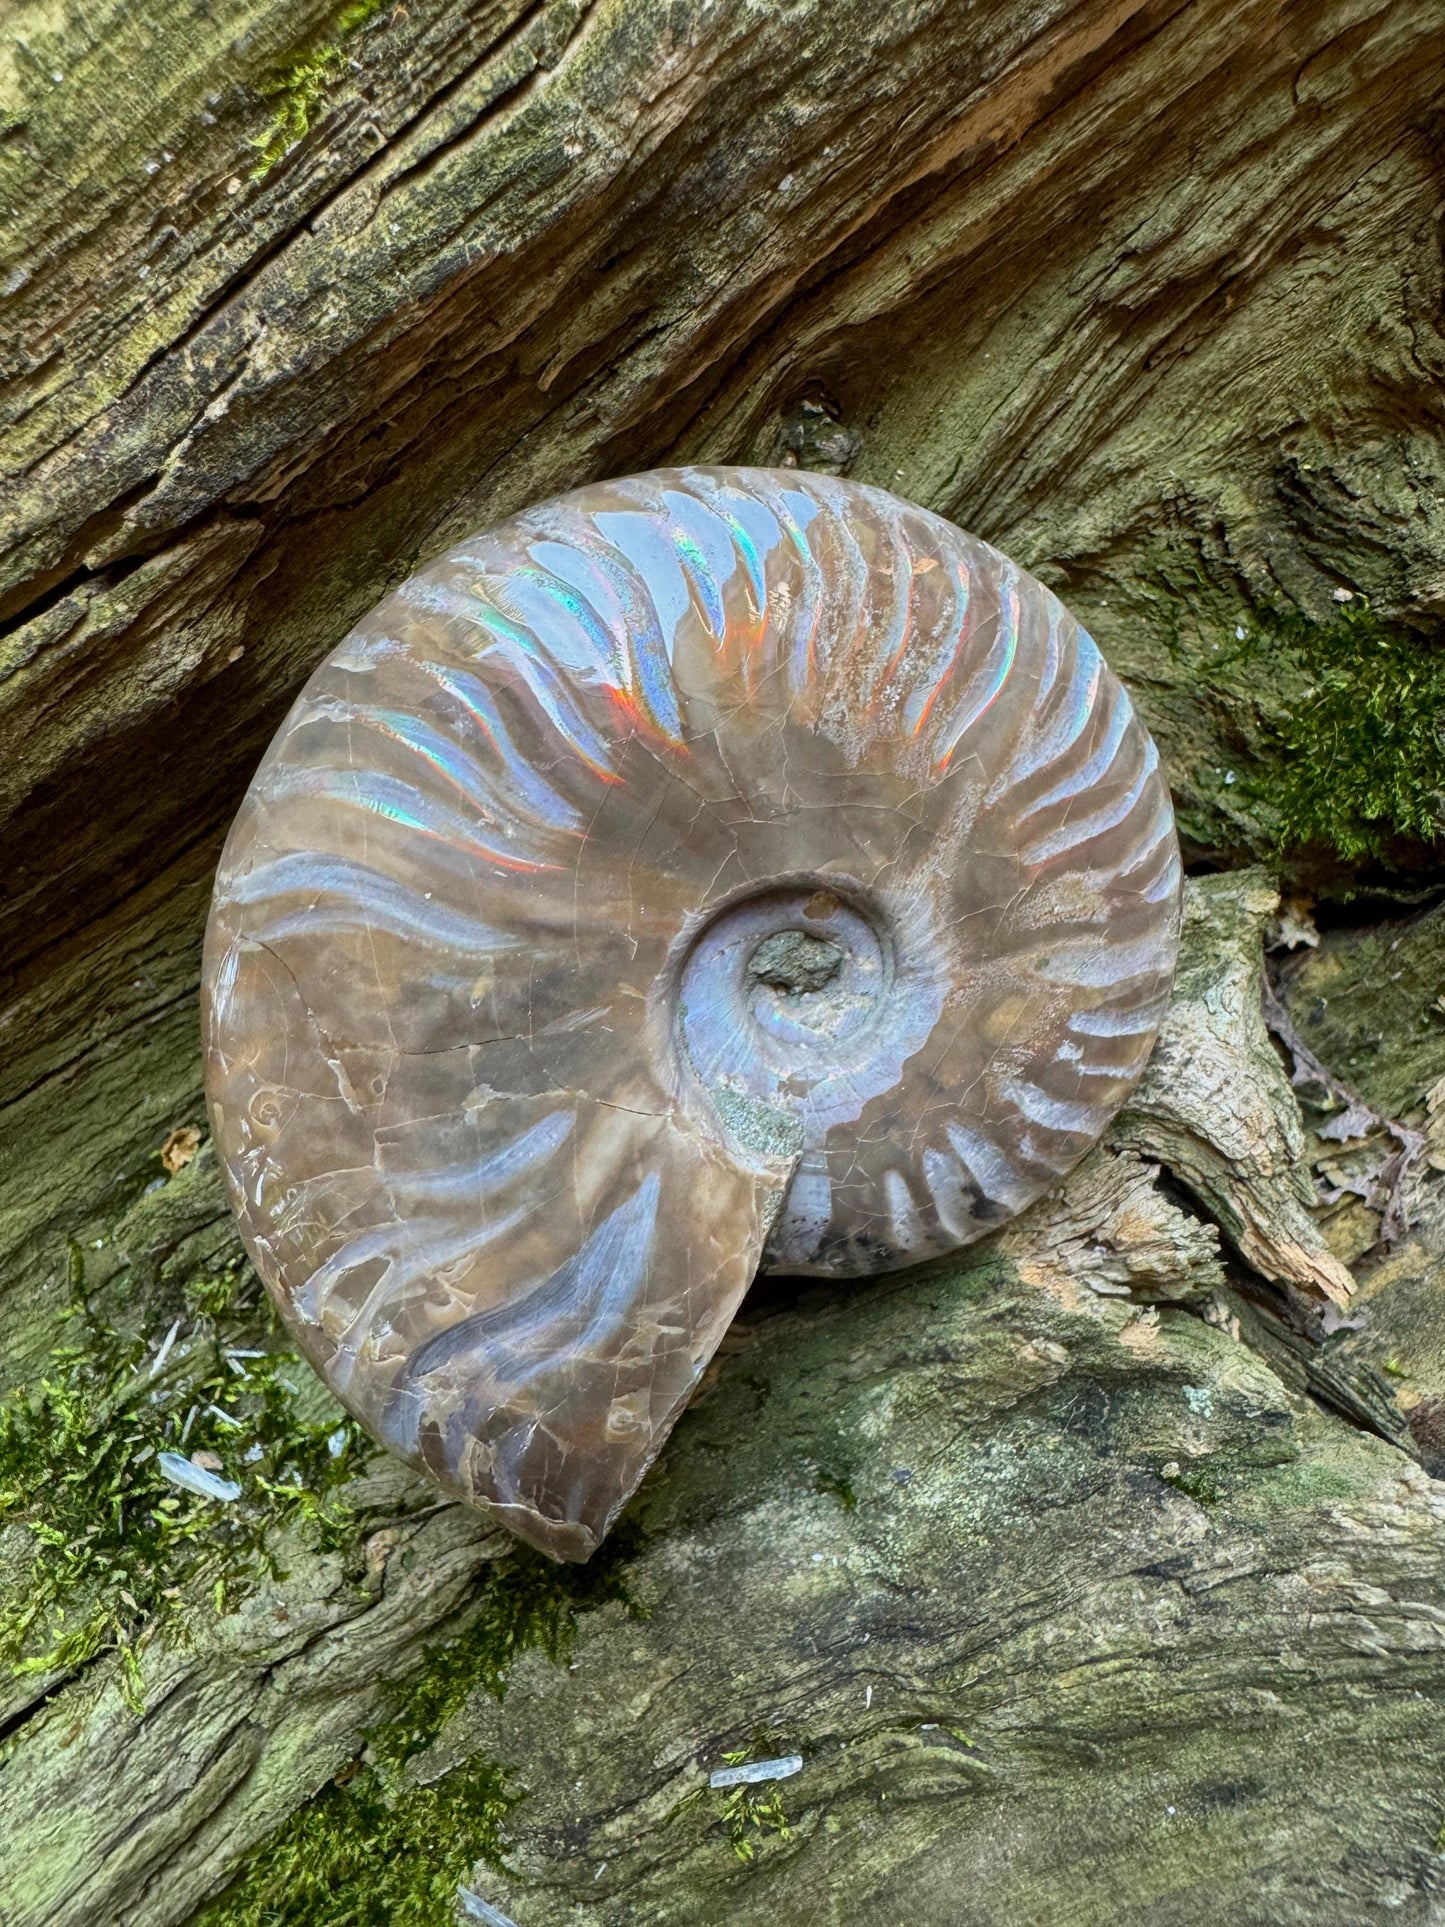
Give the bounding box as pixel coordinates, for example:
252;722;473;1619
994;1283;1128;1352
0;1257;366;1700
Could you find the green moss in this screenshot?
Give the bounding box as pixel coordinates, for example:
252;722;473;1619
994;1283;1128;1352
1222;603;1445;862
713;1769;796;1864
1158;1461;1224;1506
194;1533;644;1926
1235;1451;1367;1517
1110;539;1445;867
669;1747;800;1865
189;1755;515;1927
249;0;389;178
0;1251;365;1702
370;1530;646;1778
813;1467;857;1512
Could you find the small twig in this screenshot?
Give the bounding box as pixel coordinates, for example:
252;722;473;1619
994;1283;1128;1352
1262;975;1426;1248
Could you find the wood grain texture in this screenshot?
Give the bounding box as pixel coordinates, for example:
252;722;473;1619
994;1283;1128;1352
2;0;1445;1918
3;0;1443;1369
0;876;1433;1927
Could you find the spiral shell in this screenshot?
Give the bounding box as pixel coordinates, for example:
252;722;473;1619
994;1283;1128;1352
203;467;1182;1559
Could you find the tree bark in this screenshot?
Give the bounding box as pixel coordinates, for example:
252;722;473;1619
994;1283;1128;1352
2;0;1444;1920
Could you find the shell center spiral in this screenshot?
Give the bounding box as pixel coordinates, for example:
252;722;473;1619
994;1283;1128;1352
676;881;944;1167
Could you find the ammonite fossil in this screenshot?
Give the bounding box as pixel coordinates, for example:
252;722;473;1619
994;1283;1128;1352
203;467;1182;1560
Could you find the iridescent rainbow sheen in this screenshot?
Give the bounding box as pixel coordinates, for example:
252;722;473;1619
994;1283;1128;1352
203;467;1182;1559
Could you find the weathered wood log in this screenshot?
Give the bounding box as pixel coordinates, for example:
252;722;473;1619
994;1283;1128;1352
3;0;1445;1919
4;874;1445;1925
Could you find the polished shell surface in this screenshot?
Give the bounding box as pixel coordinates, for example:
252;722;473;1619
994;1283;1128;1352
203;467;1182;1558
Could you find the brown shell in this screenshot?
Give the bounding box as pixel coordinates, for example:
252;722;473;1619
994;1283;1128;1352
203;467;1182;1558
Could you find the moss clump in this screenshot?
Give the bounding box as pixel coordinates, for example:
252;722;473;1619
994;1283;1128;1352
250;0;389;178
195;1537;643;1927
0;1253;365;1701
670;1746;799;1865
190;1755;515;1927
813;1467;857;1512
713;1762;796;1864
1225;603;1445;862
1160;1463;1223;1507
